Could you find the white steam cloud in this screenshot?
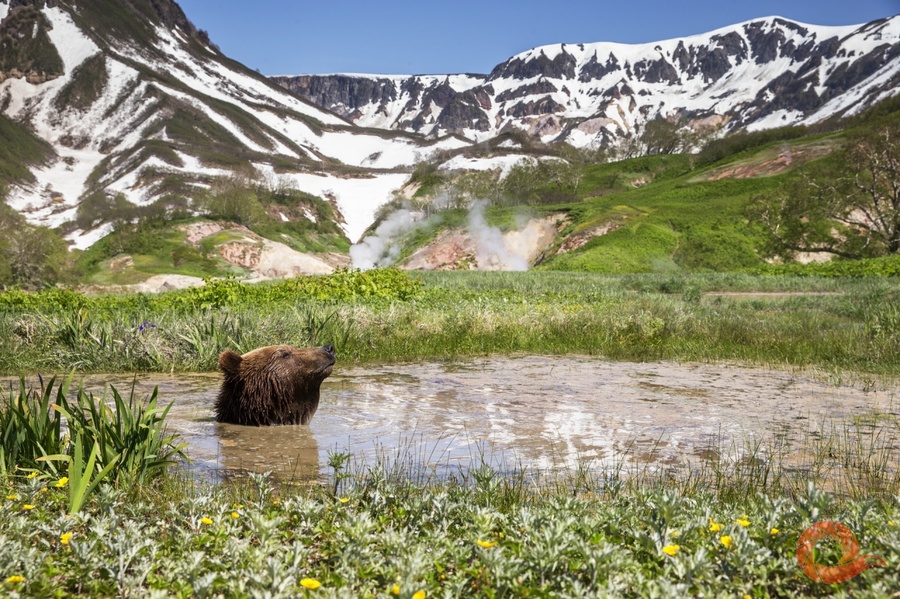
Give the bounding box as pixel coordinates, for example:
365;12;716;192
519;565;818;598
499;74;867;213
349;208;423;270
351;199;537;271
468;200;529;271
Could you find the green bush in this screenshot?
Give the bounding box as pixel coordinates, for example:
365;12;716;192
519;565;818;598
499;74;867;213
1;377;184;507
0;6;64;76
697;126;810;166
752;255;900;278
53;53;108;111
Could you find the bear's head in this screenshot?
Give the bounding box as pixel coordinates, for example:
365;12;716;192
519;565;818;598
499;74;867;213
214;344;336;426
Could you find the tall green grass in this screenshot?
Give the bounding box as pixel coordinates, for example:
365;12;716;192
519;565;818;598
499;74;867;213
0;270;897;375
0;377;66;478
1;377;185;511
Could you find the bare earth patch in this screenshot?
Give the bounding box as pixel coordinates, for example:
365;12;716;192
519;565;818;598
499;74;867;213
402;215;563;270
698;140;837;181
557;221;622;255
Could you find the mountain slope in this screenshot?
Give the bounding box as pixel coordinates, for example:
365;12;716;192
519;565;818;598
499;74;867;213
276;16;900;147
0;0;468;247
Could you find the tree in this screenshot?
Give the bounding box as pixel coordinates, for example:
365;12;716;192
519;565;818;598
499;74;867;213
204;174;267;226
501;159;540;205
753;119;900;259
640;118;685;155
0;204;70;289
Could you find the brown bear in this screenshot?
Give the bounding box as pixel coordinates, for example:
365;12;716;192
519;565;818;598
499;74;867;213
214;344;336;426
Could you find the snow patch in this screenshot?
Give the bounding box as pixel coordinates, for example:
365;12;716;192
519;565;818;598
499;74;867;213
43;6;100;74
66;223;114;250
438;154;546;179
255;168;410;243
6;147;106;228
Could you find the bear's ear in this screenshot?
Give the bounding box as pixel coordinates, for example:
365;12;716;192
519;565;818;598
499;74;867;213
218;349;243;375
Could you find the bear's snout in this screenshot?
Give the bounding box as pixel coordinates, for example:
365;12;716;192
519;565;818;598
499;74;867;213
322;344;336;358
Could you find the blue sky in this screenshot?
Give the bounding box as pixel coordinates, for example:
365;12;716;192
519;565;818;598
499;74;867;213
176;0;900;76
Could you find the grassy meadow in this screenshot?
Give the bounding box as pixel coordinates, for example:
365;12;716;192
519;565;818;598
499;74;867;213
0;268;897;376
1;269;900;596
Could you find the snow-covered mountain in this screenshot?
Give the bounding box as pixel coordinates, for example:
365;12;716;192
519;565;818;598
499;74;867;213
0;0;467;246
3;2;898;254
275;16;900;146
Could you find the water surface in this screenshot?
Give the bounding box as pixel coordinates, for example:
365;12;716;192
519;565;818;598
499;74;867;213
34;357;900;482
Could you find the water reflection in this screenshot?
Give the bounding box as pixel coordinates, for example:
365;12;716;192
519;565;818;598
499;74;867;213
12;357;898;482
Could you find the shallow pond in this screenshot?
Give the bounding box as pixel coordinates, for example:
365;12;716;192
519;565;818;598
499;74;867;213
33;356;900;483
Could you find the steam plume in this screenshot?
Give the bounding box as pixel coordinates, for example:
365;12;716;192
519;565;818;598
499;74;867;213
468;200;529;271
350;208;423;269
351;199;538;271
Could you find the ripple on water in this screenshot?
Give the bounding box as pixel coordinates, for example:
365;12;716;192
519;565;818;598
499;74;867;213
9;357;898;482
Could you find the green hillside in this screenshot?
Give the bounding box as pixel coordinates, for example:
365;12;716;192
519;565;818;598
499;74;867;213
392;101;900;275
0;113;54;184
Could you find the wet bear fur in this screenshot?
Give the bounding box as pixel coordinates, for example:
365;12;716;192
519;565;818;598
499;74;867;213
215;344;336;426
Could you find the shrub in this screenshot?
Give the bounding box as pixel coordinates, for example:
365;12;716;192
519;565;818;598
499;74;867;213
1;376;185;511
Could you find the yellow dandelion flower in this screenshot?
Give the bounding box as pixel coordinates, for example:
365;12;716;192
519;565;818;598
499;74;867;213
200;517;213;525
26;472;37;479
720;535;733;548
22;504;35;510
40;487;48;493
735;518;750;527
6;494;18;501
477;539;497;548
391;584;400;595
233;503;244;509
339;497;350;504
60;532;73;545
770;527;779;536
300;578;321;590
231;511;240;519
662;544;680;556
708;518;722;532
889;520;896;527
5;575;24;584
54;477;69;488
413;591;426;599
670;530;679;537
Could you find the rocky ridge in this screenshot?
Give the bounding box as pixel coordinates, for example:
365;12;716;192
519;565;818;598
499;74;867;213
275;16;900;147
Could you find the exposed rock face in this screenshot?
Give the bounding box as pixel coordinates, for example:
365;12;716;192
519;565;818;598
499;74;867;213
400;215;563;271
276;16;900;147
488;47;578;81
181;223;334;278
271;74;399;114
0;3;64;80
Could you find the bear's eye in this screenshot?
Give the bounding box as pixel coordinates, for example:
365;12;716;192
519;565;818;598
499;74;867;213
279;350;291;359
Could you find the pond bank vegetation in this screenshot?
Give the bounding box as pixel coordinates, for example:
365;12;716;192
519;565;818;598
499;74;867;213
1;376;899;597
0;269;898;377
1;269;899;596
